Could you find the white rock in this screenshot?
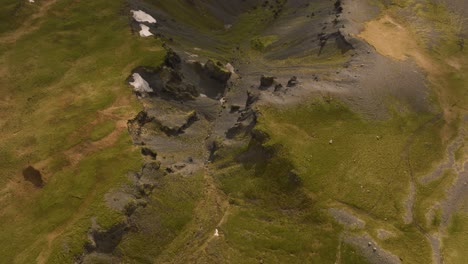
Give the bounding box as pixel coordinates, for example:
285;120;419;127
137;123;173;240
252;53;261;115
138;24;153;37
29;0;35;3
219;97;226;105
200;94;207;98
185;52;199;58
329;139;333;144
214;229;219;237
129;73;152;93
225;63;235;74
131;10;157;24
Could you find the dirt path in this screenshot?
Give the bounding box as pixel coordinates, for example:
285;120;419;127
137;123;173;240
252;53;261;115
35;188;98;264
0;0;58;44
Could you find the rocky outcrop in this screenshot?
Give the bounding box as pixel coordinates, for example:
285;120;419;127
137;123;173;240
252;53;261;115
260;75;276;88
158;110;199;136
287;76;298;87
204;60;232;83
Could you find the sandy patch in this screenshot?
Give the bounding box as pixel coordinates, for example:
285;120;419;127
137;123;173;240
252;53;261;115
358;15;438;74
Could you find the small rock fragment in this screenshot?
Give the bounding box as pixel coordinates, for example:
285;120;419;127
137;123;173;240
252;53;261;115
287;76;298;87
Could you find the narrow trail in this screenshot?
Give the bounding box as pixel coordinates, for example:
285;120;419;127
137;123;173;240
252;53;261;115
36;188;98;264
0;0;58;44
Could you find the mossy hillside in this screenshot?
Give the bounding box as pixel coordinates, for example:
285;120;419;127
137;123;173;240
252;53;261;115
248;99;445;263
0;0;166;186
214;151;342;263
444;212;468;264
33;134;142;263
0;0;166;262
0;0;38;34
118;172;204;263
341;243;371;264
413;170;456;230
250;35;279;51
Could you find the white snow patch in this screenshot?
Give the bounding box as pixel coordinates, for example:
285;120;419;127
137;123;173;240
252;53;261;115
214;229;219;237
131;10;157;24
129;73;152;93
138;24;153;37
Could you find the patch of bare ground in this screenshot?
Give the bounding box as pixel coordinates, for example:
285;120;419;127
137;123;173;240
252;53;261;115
0;0;58;44
358;14;461;138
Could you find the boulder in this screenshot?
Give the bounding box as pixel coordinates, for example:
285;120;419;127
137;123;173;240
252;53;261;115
287;76;298;87
164;49;181;69
260;75;276;88
141;147;157;159
204;60;232;83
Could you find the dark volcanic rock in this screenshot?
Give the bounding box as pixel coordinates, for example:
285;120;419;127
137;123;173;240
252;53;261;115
129;111;153;128
260;75;276;88
22;166;43;187
141;147;157;159
164;49;182;69
287;76;298;87
159;110;199;136
246;90;260;108
159;67;200;100
334;0;343;14
274;83;283;92
86;223;128;254
204;60;232;83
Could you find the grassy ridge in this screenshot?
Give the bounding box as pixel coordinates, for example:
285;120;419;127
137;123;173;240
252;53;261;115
0;0;165;262
210;99;445;263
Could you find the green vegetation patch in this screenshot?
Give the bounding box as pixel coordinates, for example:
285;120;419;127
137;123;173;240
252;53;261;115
89;120;116;142
0;0;166;262
444;213;468;264
250;35;278;51
244;98;444;263
119;172;204;263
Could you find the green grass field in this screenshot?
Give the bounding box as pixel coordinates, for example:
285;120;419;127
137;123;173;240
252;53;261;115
0;0;465;263
0;0;165;262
